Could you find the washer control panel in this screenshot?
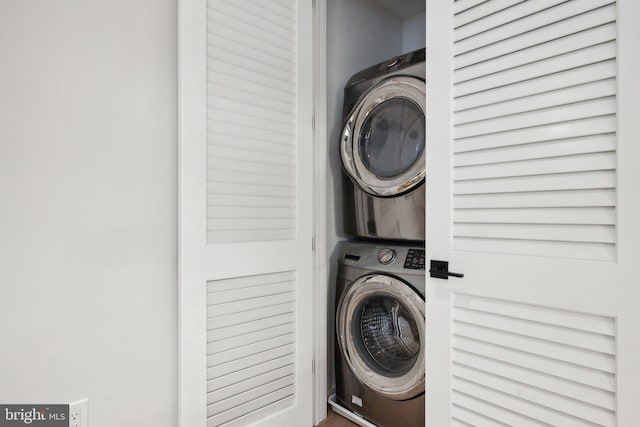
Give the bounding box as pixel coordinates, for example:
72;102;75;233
404;249;426;270
340;242;426;274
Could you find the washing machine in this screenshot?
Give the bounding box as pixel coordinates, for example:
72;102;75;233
335;240;425;427
340;48;426;242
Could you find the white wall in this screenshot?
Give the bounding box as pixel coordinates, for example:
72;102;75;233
0;2;177;427
403;11;426;52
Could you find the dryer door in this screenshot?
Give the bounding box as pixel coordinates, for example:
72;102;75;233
341;76;426;197
336;274;425;400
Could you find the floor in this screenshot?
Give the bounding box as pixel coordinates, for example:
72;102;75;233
316;409;359;427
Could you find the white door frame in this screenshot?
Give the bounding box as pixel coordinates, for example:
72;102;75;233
312;0;329;424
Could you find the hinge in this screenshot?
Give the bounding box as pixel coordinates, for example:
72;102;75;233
312;113;315;130
312;236;315;251
312;0;316;8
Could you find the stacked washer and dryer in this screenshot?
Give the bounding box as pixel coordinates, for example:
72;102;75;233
333;48;427;427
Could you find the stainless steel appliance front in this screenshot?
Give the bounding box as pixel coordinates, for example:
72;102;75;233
340;48;426;242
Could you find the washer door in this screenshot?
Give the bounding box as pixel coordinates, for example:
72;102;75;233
336;274;425;400
341;76;426;197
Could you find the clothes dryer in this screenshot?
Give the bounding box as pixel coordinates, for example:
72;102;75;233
335;240;425;427
341;48;426;242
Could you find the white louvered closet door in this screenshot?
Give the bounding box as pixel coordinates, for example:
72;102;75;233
179;1;313;427
426;1;640;426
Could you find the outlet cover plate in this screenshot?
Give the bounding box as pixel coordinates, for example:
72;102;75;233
69;399;88;427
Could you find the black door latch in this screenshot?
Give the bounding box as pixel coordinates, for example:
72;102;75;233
430;260;464;279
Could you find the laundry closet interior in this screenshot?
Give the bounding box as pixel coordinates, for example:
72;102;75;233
319;1;427;426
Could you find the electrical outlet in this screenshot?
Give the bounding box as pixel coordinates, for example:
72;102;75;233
69;399;88;427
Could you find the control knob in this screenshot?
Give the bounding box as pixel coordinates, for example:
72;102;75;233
378;248;396;265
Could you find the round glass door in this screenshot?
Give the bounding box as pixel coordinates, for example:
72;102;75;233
336;274;425;400
341;76;426;197
356;294;421;376
359;98;425;179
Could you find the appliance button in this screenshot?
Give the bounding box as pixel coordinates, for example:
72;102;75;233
378;248;396;265
385;57;401;69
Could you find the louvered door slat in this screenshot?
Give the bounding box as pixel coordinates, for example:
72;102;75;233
454;134;615;165
454;0;613;55
207;159;294;177
453;378;598;427
210;343;295;380
254;0;294;18
208;4;295;48
208;320;294;355
452;0;618;261
454;79;616;125
454;238;615;261
208;312;295;341
207;194;294;208
452;405;515;427
454;0;565;41
208;386;295;427
208;95;294;125
207;26;295;69
453;393;543;427
455;42;616;98
453;336;616;392
453;307;615;352
454;222;616;243
208;170;294;187
454;170;615;195
454;0;524;28
453;207;616;226
207;270;298;425
453;352;616;410
208;301;295;329
456;29;615;90
212;146;294;166
208;119;293;145
208;83;294;115
454;188;615;209
207;44;295;80
208;333;295;367
455;61;617;111
451;295;617;426
453;365;615;426
454;4;616;69
454;152;615;181
453;322;615;372
209;375;295;418
206;0;298;248
208;206;294;219
453;0;488;15
210;367;291;412
208;354;294;391
206;130;293;155
455;116;616;152
454;97;616;139
207;0;298;244
208;77;294;107
209;109;294;135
